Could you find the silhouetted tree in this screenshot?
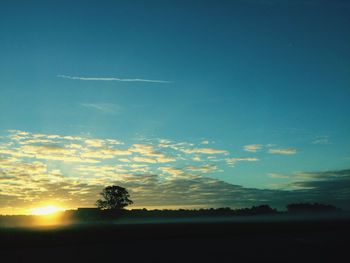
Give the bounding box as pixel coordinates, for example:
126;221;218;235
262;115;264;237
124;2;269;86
96;185;133;209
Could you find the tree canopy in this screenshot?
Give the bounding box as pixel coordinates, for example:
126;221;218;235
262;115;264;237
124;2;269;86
96;185;133;209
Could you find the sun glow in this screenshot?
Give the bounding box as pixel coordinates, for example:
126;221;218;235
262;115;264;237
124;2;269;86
31;205;64;215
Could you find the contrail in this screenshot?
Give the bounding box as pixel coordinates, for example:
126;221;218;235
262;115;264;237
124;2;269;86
58;74;172;83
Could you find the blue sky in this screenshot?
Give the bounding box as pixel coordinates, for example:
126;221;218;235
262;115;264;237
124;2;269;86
0;0;350;214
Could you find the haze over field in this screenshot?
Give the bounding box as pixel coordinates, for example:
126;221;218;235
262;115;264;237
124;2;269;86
0;0;350;215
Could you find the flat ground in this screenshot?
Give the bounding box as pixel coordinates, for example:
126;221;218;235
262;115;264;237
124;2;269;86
1;219;349;262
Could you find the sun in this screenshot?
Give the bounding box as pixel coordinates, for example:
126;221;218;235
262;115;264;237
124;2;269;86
31;205;64;215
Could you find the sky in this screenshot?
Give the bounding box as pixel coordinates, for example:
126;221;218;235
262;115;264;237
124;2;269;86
0;0;350;215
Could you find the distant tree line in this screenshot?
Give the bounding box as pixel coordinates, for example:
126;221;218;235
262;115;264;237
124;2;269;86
286;203;339;213
67;203;342;222
125;203;340;217
93;185;340;216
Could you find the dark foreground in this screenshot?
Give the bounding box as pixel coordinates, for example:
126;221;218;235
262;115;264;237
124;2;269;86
1;218;350;262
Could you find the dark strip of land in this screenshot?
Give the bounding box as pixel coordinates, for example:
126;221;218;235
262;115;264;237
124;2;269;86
1;218;350;262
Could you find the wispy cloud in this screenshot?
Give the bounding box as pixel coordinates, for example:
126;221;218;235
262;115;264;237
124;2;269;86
312;136;329;145
226;157;259;167
181;148;228;155
243;144;263;152
268;173;289;179
80;102;122;114
185;164;219;174
58;74;172;83
268;148;297;155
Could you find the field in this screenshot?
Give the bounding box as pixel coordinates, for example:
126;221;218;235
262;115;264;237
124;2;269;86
1;216;350;262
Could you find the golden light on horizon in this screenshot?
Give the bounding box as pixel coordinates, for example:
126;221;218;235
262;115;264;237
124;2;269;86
30;205;64;215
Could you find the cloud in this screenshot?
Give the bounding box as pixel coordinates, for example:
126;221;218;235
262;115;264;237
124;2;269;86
132;155;175;164
130;144;156;155
2;142;350;212
119;158;131;163
17;144;100;163
18;139;56;145
294;170;350;181
192;156;202;162
275;169;350;208
101;172;278;209
268;148;297;155
181;148;228;155
0;132;135;163
0;157;77;202
268;173;289;179
7;130;83;142
132;156;158;164
159;167;185;177
0;130;236;213
4;130;349;213
243;144;263;152
84;139;105;148
312;136;329;145
81;149;132;159
81;103;122;114
107;139;123;145
156;156;176;163
0;147;34;158
185;164;219;174
129;144;175;163
76;164;128;174
58;74;172;83
226;157;259;167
